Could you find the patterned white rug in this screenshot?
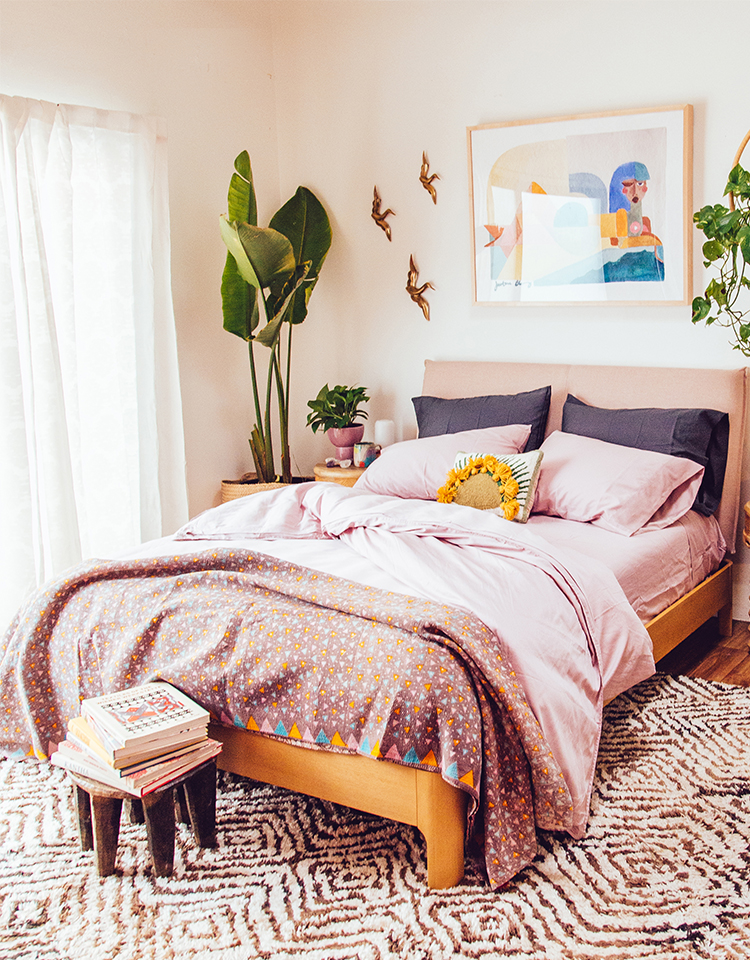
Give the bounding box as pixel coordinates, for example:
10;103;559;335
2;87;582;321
2;674;749;960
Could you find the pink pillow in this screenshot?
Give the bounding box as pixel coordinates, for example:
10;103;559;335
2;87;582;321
533;431;705;536
353;424;532;500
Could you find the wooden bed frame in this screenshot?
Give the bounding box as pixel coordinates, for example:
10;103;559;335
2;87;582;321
209;361;748;889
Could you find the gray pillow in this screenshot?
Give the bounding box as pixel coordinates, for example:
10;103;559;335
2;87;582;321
561;394;729;517
412;386;551;451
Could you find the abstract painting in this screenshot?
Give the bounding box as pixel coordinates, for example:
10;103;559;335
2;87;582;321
468;106;692;305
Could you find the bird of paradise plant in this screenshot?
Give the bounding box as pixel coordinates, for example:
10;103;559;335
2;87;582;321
220;151;332;482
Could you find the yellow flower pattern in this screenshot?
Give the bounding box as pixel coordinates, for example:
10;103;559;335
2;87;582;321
437;455;521;521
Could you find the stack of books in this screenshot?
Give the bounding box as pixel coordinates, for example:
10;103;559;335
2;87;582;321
51;681;222;797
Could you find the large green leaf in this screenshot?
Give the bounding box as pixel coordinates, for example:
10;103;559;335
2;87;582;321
221;252;259;340
271;187;331;275
220;216;296;288
269;187;332;325
228;151;257;225
237;221;296;287
220;216;262;287
255;264;311;348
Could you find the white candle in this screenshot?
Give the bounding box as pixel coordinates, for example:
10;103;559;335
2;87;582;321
374;419;396;447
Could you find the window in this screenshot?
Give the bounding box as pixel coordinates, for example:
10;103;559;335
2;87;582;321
0;96;187;626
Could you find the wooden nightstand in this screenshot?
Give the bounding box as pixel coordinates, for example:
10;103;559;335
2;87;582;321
314;463;365;487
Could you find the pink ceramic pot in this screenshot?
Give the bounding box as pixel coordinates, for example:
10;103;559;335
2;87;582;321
327;424;365;460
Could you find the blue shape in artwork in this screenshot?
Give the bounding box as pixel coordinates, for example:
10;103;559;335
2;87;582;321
359;736;371;755
403;747;420;765
234;715;245;727
315;730;330;744
603;249;664;283
553;201;589;229
535;250;606;286
609;161;650;213
569;172;607;210
491;244;508;280
275;721;288;737
445;762;459;780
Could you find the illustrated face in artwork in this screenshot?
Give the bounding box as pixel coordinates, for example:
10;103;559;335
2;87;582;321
621;178;649;207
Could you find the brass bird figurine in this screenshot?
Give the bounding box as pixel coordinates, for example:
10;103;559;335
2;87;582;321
419;151;440;204
406;255;434;321
371;185;395;241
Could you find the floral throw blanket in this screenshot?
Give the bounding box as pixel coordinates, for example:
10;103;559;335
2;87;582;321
1;547;574;887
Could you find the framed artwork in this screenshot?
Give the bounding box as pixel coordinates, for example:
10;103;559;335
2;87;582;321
467;105;692;305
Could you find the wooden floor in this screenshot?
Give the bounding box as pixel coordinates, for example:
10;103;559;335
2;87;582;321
657;617;750;686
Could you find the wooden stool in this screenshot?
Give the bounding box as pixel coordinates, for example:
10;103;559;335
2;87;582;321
69;759;217;877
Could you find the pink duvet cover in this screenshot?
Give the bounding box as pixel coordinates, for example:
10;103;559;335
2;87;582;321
174;482;655;834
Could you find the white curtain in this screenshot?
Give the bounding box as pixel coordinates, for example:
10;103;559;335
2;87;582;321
0;95;188;628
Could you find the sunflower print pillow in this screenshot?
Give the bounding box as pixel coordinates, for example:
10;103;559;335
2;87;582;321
437;450;544;523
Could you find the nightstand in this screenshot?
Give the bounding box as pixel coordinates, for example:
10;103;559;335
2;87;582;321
313;463;365;487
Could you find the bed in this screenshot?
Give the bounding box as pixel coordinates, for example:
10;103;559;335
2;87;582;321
1;360;746;890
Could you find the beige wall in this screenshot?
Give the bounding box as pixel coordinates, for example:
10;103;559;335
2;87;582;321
3;0;750;611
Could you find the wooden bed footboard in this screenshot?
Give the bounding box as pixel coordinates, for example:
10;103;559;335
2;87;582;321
209;562;733;889
209;720;469;889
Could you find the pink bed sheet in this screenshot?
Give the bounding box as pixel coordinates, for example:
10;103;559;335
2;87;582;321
525;510;726;623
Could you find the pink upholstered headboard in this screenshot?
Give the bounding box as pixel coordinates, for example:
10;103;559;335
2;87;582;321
422;361;748;552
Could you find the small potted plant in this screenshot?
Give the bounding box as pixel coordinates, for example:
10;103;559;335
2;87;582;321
306;384;370;459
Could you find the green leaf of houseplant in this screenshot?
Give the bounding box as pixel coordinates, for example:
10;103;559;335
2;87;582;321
220;153;261;341
220;216;295;289
702;239;724;262
691;296;711;323
268;187;332;325
228;151;257;225
739;225;750;264
221;255;259;340
255;264;311;348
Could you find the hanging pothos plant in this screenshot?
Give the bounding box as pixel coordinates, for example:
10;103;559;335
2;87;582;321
220;151;332;483
692;162;750;355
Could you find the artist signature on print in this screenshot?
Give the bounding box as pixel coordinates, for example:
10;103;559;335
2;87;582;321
494;279;532;290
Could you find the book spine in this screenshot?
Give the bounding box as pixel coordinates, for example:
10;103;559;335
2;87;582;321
140;742;222;795
63;736;113;772
83;711;125;755
50;750;143;797
124;740;212;787
67;720;113;767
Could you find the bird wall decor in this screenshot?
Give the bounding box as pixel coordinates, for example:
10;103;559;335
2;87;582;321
371;185;395;240
419;151;440;204
406;254;434;321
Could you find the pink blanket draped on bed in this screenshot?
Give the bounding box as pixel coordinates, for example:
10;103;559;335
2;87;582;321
1;482;654;887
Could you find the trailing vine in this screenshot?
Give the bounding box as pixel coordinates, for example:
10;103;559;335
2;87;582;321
692;163;750;355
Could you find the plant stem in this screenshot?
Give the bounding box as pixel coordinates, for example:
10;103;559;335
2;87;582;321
263;342;276;480
247;338;264;439
283;321;293;481
273;348;290;483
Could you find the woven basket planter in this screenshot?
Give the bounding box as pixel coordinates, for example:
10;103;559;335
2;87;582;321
220;474;314;504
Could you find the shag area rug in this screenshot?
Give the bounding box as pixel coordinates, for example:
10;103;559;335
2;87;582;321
1;674;749;960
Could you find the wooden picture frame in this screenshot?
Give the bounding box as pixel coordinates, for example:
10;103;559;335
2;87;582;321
467;105;693;306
